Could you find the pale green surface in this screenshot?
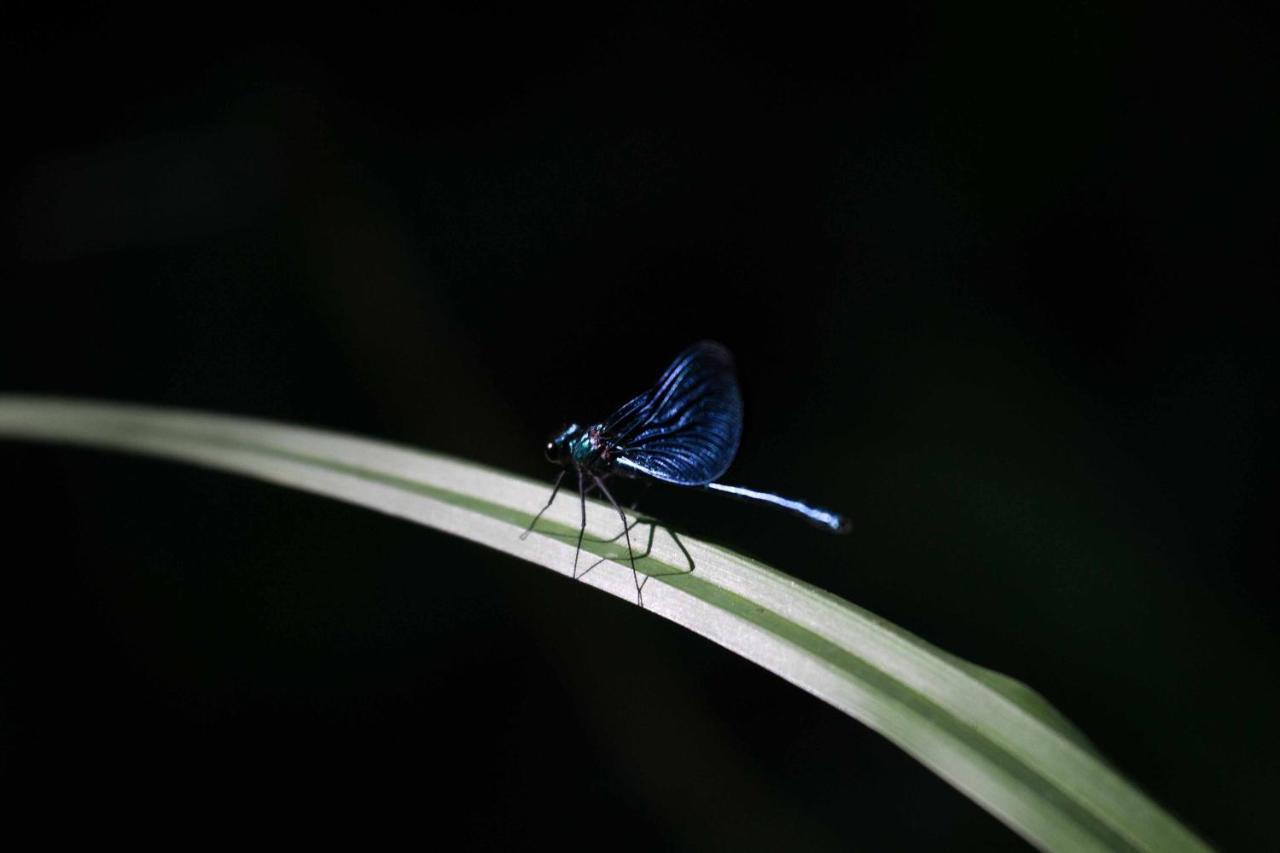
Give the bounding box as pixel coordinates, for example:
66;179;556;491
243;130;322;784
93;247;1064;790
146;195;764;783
0;396;1210;852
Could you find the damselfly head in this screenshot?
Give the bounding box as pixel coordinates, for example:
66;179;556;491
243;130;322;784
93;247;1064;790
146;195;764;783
545;422;580;465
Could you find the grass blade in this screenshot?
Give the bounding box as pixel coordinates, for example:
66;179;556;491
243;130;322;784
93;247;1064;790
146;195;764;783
0;395;1209;851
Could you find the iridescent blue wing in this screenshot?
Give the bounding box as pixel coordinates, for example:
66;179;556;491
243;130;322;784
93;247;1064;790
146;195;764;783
604;341;743;486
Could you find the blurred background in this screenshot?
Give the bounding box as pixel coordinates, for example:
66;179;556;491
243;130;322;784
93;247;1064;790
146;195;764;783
1;2;1276;848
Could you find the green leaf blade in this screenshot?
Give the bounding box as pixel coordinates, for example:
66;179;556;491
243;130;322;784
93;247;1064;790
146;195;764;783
0;396;1210;852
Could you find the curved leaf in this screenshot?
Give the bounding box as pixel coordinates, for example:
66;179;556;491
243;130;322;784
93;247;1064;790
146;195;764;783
0;396;1209;852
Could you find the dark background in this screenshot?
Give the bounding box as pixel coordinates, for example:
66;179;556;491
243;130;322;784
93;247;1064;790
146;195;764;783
1;3;1275;849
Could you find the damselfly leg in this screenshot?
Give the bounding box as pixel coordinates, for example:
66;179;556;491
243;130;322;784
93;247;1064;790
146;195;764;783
574;469;587;577
578;515;695;595
590;473;642;605
520;469;565;540
523;475;640;545
523;470;669;607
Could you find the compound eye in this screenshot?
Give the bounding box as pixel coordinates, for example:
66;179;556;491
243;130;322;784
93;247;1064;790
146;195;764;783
545;441;561;463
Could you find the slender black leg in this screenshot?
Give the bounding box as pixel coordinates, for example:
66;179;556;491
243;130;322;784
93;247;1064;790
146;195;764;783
520;469;566;540
530;479;632;547
592;474;642;606
581;518;695;589
579;518;655;581
573;467;587;578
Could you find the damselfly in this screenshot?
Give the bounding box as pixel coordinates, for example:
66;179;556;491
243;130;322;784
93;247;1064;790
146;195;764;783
523;341;849;604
